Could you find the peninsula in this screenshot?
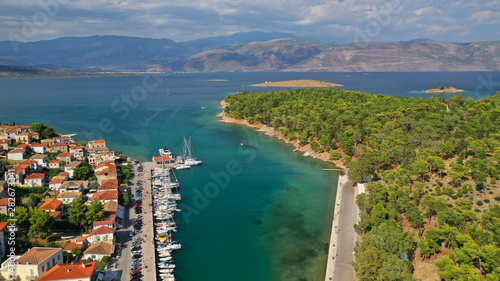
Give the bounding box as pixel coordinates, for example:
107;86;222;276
251;79;343;87
425;87;465;94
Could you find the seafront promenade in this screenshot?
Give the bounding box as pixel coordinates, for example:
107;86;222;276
325;174;363;281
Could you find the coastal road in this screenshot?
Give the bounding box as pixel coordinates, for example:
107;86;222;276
334;179;358;281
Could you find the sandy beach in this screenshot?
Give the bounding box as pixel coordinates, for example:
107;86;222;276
424;87;465;94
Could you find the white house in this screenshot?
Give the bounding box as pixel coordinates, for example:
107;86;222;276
31;143;46;154
0;247;63;281
37;261;97;281
83;242;113;261
7;149;26;161
24;173;46;187
85;226;114;244
57;192;82;204
30;154;48;168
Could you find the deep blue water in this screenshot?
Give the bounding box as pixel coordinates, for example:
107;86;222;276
0;72;498;281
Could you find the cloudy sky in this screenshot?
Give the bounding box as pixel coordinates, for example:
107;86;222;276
1;0;499;43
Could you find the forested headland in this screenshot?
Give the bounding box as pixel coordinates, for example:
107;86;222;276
223;88;500;280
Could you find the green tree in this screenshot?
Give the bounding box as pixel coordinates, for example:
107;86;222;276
352;236;387;281
85;200;104;227
28;208;54;239
14;206;31;231
67;197;88;230
412;159;428;180
73;166;93;180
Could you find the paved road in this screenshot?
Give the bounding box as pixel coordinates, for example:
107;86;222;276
333;179;358;281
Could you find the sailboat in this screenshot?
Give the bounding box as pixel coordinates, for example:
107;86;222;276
182;136;202;165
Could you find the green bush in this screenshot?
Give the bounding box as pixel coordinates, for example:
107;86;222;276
494;196;500;201
484;199;490;203
329;150;342;160
474;208;481;213
476;201;483;206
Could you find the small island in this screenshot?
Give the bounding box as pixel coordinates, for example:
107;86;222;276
251;79;343;87
208;79;228;81
425;86;465;94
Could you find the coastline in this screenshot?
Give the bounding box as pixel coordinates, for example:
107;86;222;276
217;100;355;280
217;101;348;171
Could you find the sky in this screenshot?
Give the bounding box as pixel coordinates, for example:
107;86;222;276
1;0;499;44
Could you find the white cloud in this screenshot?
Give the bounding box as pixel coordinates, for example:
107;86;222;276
469;10;500;24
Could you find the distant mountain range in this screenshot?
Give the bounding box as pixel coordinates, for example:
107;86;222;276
0;33;499;72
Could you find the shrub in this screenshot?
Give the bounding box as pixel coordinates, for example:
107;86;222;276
329;150;342;160
484;199;490;203
474;209;481;213
477;201;483;206
494;196;500;202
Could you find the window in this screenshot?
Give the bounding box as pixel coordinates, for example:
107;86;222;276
42;266;45;272
30;269;34;276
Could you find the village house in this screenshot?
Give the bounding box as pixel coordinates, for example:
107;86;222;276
5;127;19;139
0;247;63;281
84;226;114;245
69;145;86;160
15;132;32;144
30;154;48;168
15;143;29;150
48;160;62;169
98;179;119;191
48;142;69;153
88;190;118;204
88;151;115;167
83;241;113;261
31;132;40;140
0;139;9;150
0;198;12;216
37;261;97;281
87;139;106;150
57;191;82;204
52;172;70;181
38;199;63;219
31;143;46;154
92;220;115;230
40;139;55;146
94;162;117;184
56;152;74;163
53;137;71;145
48;178;65;190
59;180;84;193
7;149;26;161
153;155;176;166
102;201;124;223
64;161;81;178
24;173;46;187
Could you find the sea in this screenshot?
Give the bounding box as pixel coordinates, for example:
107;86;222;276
0;72;498;281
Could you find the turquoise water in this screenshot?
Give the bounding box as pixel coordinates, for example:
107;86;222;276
0;72;498;280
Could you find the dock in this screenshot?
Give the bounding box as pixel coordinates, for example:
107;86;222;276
140;161;158;280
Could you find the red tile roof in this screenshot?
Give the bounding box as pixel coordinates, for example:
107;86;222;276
16;248;60;265
90;190;118;201
0;198;10;206
50;143;68;147
93;139;105;144
62;242;83;252
57;152;74;157
32;143;46;147
83;242;112;255
38;261;96;281
49;160;61;163
70;145;83;149
57;172;70;177
49;211;61;218
93;220;115;227
89;226;114;236
8;149;25;154
0;221;8;232
39;199;63;211
153;155;171;162
0;139;9;143
49;178;65;184
98;179;119;190
25;173;45;179
16;144;29;148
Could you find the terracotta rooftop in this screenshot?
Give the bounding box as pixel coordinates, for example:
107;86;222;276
30;154;48;159
16;144;29;148
90;190;118;201
57;172;70;177
0;221;8;232
49;160;61;164
89;226;114;236
83;241;112;255
93;220;115;227
57;192;82;198
39;199;63;211
153;155;171;162
70;145;83;150
31;143;46;147
8;149;25;154
0;139;9;143
98;179;119;190
50;143;68;147
93;139;105;144
25;173;45;179
57;152;74;157
49;178;65;184
38;261;96;281
0;198;10;206
16;247;61;265
49;211;61;218
62;242;83;252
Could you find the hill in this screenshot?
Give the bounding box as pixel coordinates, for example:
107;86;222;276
165;39;500;72
0;65;133;78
